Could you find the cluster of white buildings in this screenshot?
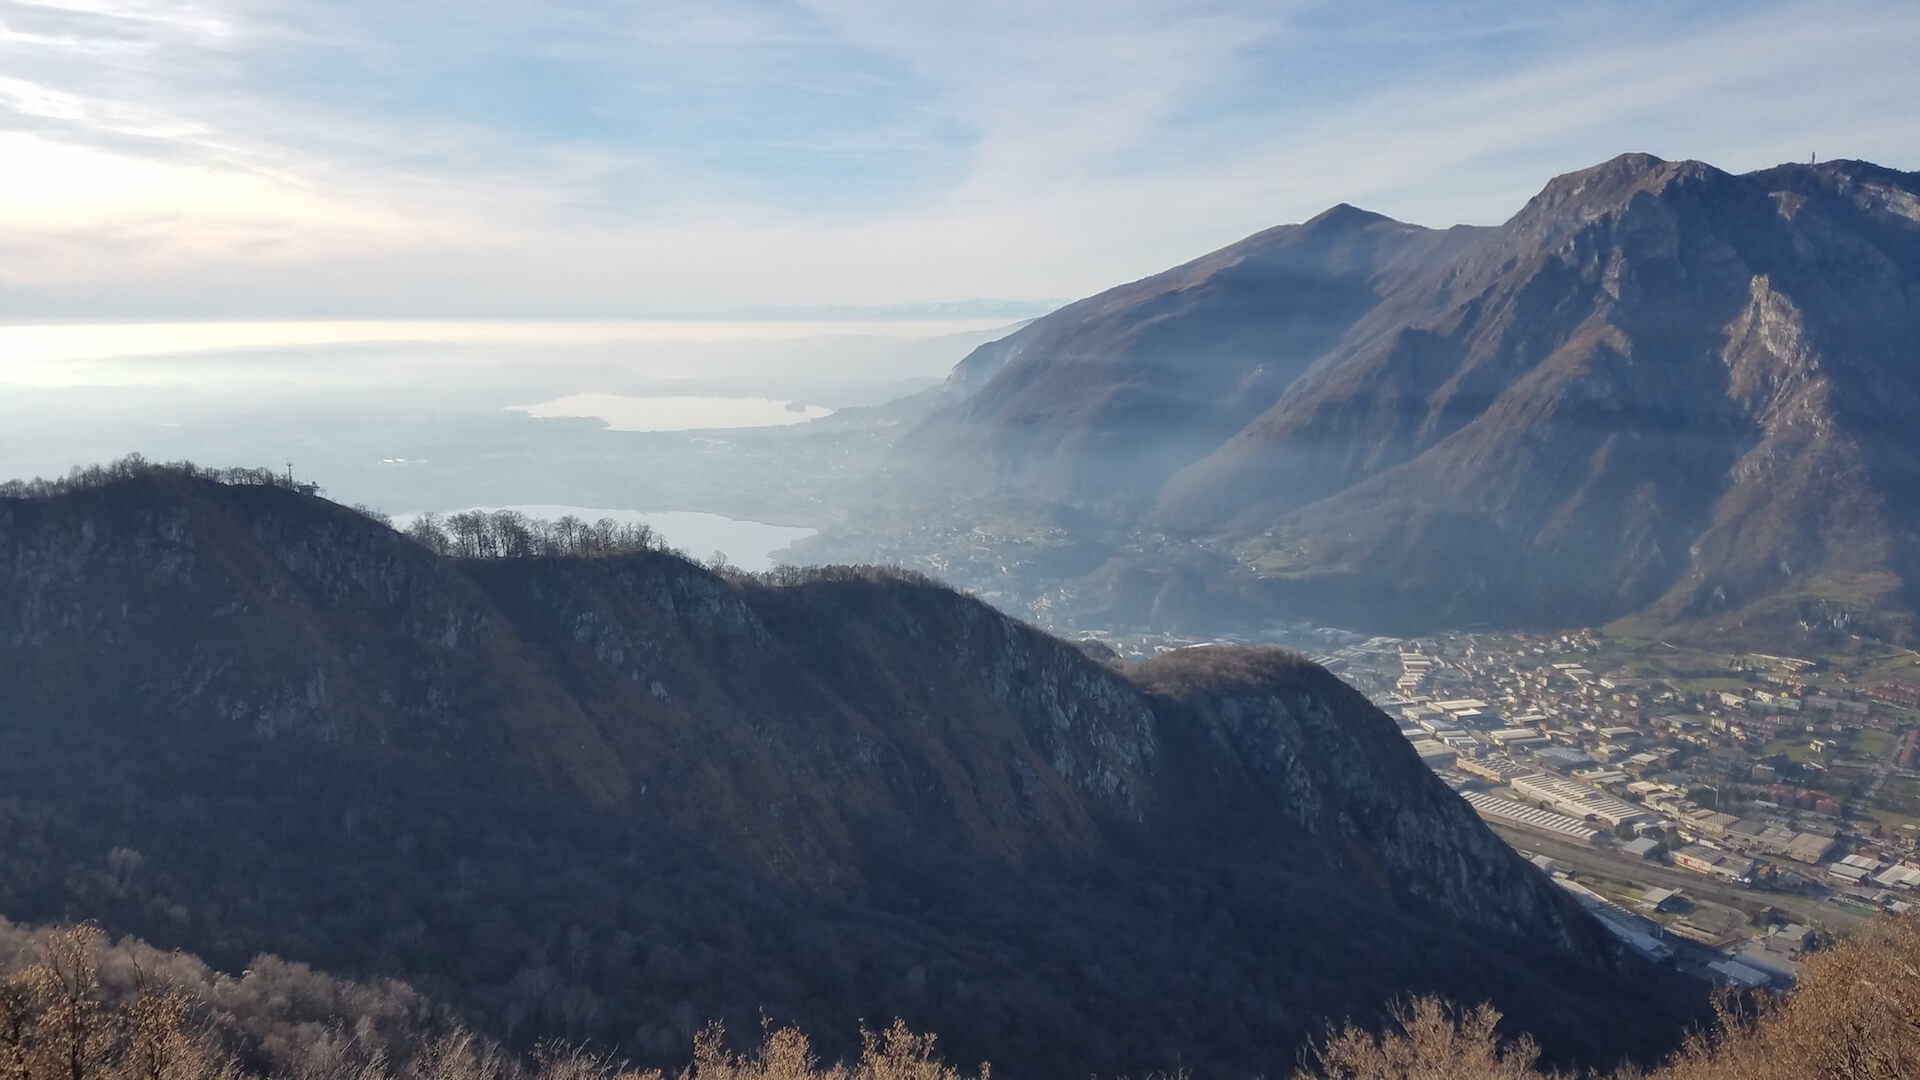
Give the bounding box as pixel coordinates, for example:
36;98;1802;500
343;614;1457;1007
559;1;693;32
1673;810;1840;864
1510;773;1651;828
1459;791;1602;845
1383;651;1665;844
1367;634;1920;922
1828;852;1920;891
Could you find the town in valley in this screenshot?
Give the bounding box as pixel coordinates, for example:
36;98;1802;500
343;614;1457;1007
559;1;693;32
1071;619;1920;992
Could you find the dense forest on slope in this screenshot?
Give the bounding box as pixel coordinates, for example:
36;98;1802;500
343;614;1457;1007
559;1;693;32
0;459;1710;1076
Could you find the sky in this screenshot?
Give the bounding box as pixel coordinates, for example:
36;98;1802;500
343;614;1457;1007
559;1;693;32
2;0;1917;319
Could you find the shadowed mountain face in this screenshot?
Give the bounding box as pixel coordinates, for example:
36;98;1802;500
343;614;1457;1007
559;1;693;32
894;154;1920;639
915;205;1482;514
0;471;1706;1076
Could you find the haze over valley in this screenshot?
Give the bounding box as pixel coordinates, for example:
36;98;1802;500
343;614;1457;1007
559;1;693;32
816;154;1920;651
0;316;1022;560
6;2;1920;1078
29;152;1912;653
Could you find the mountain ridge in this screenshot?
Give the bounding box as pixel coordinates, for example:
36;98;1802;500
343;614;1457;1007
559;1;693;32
0;462;1708;1075
869;152;1920;641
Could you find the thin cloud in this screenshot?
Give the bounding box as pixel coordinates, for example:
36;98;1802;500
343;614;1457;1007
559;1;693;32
0;0;1914;317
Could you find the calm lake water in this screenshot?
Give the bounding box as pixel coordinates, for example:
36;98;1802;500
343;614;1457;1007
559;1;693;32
392;505;815;571
512;393;833;431
0;317;1013;538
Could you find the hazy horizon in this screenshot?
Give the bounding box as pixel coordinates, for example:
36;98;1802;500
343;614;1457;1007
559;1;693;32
0;314;1010;525
0;315;1026;388
4;1;1915;320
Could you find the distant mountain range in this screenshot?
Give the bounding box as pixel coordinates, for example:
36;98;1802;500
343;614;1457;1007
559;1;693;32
882;153;1920;641
0;466;1705;1075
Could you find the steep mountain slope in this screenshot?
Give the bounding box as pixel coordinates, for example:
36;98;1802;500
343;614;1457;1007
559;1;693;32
888;154;1920;639
908;205;1483;511
0;468;1706;1076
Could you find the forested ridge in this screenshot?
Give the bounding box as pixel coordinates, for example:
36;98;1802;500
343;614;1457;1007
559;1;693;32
1;455;677;562
0;460;1710;1076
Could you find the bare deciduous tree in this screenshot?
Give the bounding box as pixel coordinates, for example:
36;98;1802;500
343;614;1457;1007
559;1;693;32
104;852;142;898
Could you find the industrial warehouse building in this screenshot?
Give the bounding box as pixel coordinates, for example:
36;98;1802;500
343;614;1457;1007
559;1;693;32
1487;727;1550;749
1459;791;1602;845
1531;746;1596;773
1672;844;1758;881
1681;810;1840;864
1455;754;1532;784
1510;773;1652;827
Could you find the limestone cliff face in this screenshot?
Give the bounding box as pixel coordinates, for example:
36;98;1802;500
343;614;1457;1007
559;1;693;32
1134;649;1607;953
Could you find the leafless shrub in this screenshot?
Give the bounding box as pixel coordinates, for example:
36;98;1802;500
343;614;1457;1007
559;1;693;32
1293;915;1920;1080
1294;997;1550;1080
7;913;1920;1080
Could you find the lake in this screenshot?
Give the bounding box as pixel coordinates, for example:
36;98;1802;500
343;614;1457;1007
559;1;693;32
0;317;1013;544
392;505;816;571
512;393;833;431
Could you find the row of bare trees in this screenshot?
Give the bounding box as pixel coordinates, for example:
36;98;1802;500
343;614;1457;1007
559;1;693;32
14;911;1920;1080
1297;914;1920;1080
0;926;239;1080
400;512;668;561
0;455;320;501
0;455;668;564
9;457;966;601
0;925;977;1080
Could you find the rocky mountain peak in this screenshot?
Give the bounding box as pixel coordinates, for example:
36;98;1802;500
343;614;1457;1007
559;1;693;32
1301;201;1397;231
860;152;1920;642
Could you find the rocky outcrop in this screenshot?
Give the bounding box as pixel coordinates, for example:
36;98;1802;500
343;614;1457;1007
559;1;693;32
1135;649;1604;949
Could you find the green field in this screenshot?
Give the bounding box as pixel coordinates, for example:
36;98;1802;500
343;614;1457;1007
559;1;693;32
1852;651;1920;683
1857;775;1920;839
1860;808;1920;837
1596;615;1670;648
1854;727;1897;759
1669;675;1752;694
1878;775;1920;809
1764;738;1820;763
1769;728;1903;762
1593;612;1920;687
